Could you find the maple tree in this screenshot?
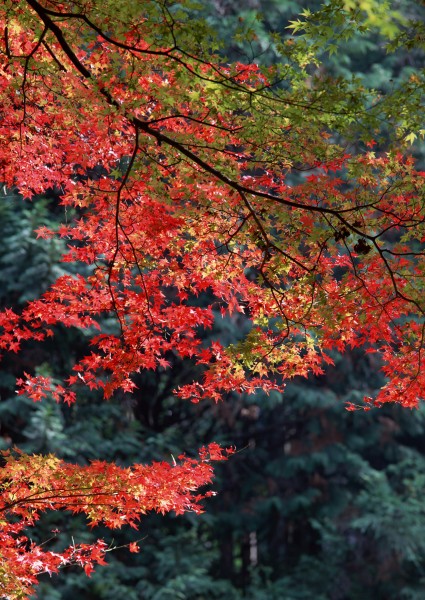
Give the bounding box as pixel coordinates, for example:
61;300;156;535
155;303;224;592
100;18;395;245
0;0;425;597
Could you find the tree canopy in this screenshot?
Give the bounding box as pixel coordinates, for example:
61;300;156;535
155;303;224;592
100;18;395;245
1;0;425;597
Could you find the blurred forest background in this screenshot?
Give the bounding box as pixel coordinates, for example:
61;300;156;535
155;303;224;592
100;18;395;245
2;1;425;598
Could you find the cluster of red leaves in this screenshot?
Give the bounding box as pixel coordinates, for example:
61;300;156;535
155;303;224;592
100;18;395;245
0;444;233;599
0;4;423;409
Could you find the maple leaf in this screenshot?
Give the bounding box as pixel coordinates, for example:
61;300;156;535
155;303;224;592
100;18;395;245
157;357;171;368
84;563;94;577
35;226;54;239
